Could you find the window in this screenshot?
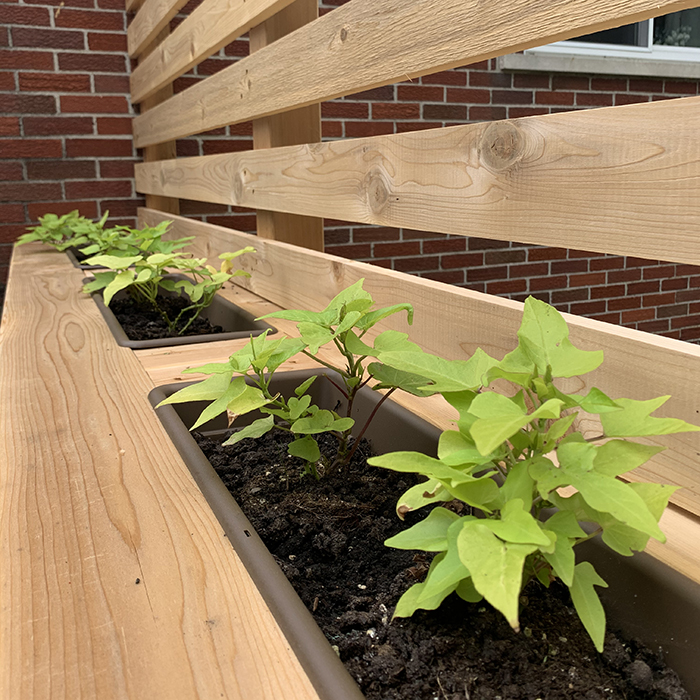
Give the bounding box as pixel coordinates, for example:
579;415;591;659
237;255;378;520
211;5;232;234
500;9;700;79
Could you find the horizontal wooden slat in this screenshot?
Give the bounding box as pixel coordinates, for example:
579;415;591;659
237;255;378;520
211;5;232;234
132;0;700;147
0;244;320;700
128;0;190;58
131;0;296;104
139;208;700;520
136;97;700;265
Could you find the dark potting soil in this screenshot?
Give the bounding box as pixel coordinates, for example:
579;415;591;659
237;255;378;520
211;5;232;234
110;295;223;340
194;429;690;700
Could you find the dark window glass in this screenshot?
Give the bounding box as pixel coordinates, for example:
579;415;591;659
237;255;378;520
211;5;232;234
654;9;700;47
572;24;641;46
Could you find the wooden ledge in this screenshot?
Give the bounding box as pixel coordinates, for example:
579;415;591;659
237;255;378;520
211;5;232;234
0;244;319;700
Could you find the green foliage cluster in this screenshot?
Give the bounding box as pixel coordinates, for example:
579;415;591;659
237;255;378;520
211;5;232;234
16;210;111;251
367;297;699;651
159;279;422;476
83;245;254;336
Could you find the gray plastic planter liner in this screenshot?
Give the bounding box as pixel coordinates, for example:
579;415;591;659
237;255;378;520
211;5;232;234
89;274;275;349
149;369;700;700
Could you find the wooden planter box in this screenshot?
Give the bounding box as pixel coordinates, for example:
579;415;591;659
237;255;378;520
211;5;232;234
4;0;700;697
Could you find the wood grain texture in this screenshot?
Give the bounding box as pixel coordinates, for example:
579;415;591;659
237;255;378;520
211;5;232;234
140;28;180;214
135;96;700;265
132;0;700;146
250;0;324;251
139;208;700;519
0;243;319;700
130;0;296;104
127;0;190;58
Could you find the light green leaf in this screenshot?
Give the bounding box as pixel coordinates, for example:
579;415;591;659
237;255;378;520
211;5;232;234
601;396;700;437
331;417;355;432
288;395;312;421
544;413;577;447
484;499;552;546
529;457;569;499
574;387;621;414
226;383;271;419
501;461;536;509
593;439;665;477
393;555;456;618
267;337;307;373
385;507;460;552
372;330;422;353
457;522;537;630
288;435;321;462
543;511;587;539
84;254;141;269
345;330;375;357
182;362;233;375
294;375;317;397
446;476;502;511
417;518;475;602
394;479;452;519
156;371;233;407
368;363;436;397
298;322;335;354
455;577;483;603
335;310;362;335
543;535;576;586
191;376;248;430
103;269;135;305
222;415;275;446
291;409;335;434
356;303;414;331
517;297;604;378
569;562;608;652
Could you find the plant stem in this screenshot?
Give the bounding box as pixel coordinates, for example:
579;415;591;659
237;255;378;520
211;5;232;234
343;387;397;466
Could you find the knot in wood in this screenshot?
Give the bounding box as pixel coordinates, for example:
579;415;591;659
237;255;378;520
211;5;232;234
366;172;390;215
480;122;524;172
340;27;348;42
233;171;245;202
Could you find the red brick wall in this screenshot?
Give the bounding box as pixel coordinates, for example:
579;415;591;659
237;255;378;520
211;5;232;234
1;0;699;340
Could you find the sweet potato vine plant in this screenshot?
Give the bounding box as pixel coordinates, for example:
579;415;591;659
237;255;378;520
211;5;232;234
159;280;427;477
368;297;699;652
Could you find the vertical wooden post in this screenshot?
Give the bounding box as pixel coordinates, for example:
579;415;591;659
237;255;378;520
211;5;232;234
138;27;180;215
249;0;323;251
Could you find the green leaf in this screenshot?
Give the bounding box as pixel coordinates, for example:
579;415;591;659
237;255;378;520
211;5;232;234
593;440;665;477
219;246;255;260
385;507;460;552
446;476;502;511
182;362;233;375
288;395;312;421
368;452;485;487
226;383;271;419
569;562;608;653
331;417;355;432
457;521;537;630
190;376;248;430
291;409;335;434
222;415;275;446
543;511;587;539
298;322;335;354
345;330;375;357
543;535;576;587
368;363;436;397
355;303;413;331
393;555;457;618
544;414;577;447
372;330;422;354
84;254;141;269
294;375;317;397
486;345;536;388
417;518;475;602
501;461;536;509
601;396;700;437
529;457;569;499
517;297;604;378
379;348;496;393
288;435;321;462
103;269;135;305
574;388;621;414
394;479;452;519
455;577;483;603
156;371;233;407
267;337;307;373
484;499;552;546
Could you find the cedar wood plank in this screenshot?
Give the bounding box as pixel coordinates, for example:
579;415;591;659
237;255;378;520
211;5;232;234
0;244;320;700
132;0;700;147
135;97;700;266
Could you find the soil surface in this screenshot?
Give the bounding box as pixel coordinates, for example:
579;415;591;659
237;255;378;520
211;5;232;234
194;429;690;700
110;295;222;340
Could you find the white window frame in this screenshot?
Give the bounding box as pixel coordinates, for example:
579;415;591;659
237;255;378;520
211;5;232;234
500;15;700;79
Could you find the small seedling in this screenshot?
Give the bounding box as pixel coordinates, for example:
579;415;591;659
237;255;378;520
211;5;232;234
84;245;254;335
159;280;427;476
368;296;699;652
